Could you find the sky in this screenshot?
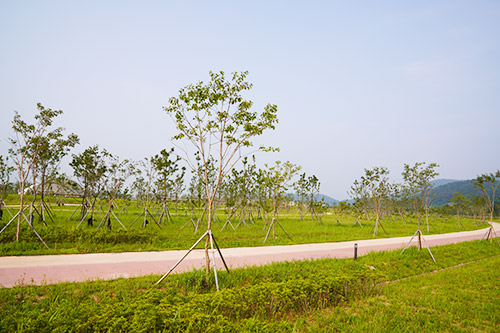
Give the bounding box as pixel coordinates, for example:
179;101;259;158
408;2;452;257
1;1;499;200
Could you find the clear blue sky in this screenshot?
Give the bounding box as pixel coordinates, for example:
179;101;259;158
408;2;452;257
1;1;499;200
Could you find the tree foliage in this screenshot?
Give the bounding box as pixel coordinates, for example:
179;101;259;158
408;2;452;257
402;162;439;231
9;103;65;241
163;70;279;275
472;171;500;222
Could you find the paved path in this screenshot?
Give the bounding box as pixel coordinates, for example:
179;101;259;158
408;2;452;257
1;223;499;288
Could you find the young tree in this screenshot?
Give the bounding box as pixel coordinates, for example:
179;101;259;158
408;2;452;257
70;145;109;225
130;157;159;228
219;168;240;230
402;162;439;232
391;183;410;223
450;192;471;228
401;162;439;261
263;160;301;242
306;175;321;221
184;155;216;231
358;167;390;236
294;173;321;221
293;173;308;221
29;126;79;223
472;171;500;242
221;156;257;228
349;178;371;224
472;171;500;222
234;157;257;226
151;148;185;224
7;103;62;244
253;167;273;221
0;155;15;220
419;165;439;232
160;71;278;283
98;155;135;231
470;194;487;225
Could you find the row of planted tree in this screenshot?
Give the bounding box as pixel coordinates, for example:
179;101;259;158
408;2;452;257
0;107;499;240
0;104;324;245
348;164;500;236
1;71;499;281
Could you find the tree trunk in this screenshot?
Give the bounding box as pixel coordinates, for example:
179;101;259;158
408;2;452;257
16;179;25;241
40;167;46;222
205;198;213;277
425;207;430;232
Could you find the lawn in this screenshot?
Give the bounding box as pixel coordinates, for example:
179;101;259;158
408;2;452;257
1;240;499;331
0;198;488;256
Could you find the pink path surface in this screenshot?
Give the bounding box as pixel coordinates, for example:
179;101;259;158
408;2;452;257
1;223;498;288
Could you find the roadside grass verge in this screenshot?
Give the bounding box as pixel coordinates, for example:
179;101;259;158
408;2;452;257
1;240;499;331
297;255;500;332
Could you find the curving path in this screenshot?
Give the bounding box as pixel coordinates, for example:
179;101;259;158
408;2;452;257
1;223;499;288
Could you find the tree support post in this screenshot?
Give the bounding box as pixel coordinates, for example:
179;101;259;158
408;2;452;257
400;228;436;263
155;229;229;290
0;208;49;249
479;223;500;246
264;218;293;243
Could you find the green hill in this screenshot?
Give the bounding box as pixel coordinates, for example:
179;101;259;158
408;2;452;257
431;179;500;206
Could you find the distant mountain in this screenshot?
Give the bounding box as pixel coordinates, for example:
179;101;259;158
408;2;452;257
316;194;339;206
287;193;339;206
431;180;480;206
431;179;460;188
430;179;500;206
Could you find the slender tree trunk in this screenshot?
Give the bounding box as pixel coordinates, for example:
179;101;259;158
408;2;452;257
40;168;46;222
205;197;213;277
16;182;25;241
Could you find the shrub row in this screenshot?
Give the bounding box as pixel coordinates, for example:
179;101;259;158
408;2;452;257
1;270;382;332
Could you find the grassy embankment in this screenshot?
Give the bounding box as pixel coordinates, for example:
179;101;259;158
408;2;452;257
0;196;489;256
1;240;499;331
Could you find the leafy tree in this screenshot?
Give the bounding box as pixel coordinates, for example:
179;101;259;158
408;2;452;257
470;194;487;225
450;192;471;228
222;156;257;227
28;124;79;223
98;154;135;231
391;183;411;223
0;155;15;220
70;145;109;225
262;161;301;242
471;171;500;243
402;162;439;232
358;167;390;236
130;156;158;228
219;168;240;227
293;173;308;221
130;173;148;206
294;173;321;221
163;70;278;277
253;167;273;221
8;103;62;244
151;148;185;223
185;155;216;231
335;200;350;217
472;171;500;222
349;178;371;223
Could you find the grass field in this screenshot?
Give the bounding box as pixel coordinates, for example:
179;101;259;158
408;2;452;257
0;198;489;256
1;240;499;331
296;254;500;332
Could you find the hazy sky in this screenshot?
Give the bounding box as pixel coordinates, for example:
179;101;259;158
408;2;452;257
1;1;499;200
